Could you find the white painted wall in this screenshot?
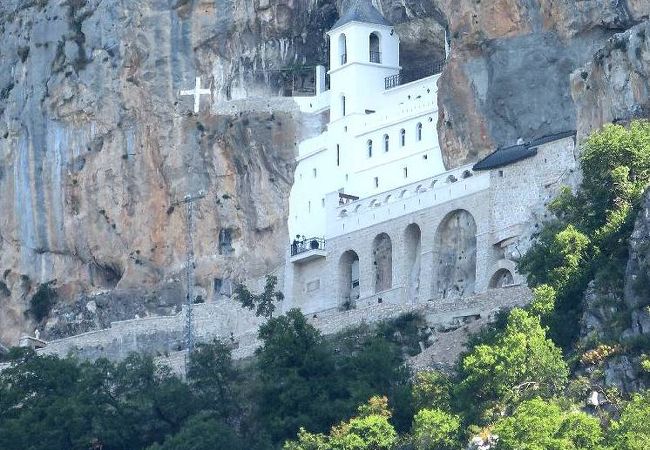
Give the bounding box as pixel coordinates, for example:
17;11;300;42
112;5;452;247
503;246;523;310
289;19;447;241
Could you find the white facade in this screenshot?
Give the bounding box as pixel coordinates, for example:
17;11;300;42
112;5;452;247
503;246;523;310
289;16;446;241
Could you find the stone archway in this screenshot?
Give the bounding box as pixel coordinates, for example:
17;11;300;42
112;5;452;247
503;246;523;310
372;233;393;293
432;209;477;299
489;268;514;288
339;250;360;306
404;223;422;303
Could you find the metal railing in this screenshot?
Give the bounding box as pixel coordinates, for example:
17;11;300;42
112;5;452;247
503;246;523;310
385;60;446;90
369;51;382;63
291;237;325;257
340;53;347;65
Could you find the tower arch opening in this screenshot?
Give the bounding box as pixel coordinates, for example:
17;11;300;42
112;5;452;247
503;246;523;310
372;233;393;293
369;32;381;63
338;33;347;65
432;209;477;299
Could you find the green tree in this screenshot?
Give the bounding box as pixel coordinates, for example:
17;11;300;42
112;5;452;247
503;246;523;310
411;408;461;450
493;398;604;450
187;339;238;418
147;412;244;450
411;370;453;412
609;392;650;450
457;308;568;422
233;274;284;318
284;396;398;450
255;309;341;443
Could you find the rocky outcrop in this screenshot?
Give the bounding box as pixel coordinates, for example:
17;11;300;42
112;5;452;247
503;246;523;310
439;0;649;167
572;20;650;140
578;190;650;393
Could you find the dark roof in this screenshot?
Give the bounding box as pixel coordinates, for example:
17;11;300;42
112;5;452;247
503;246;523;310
332;0;391;29
473;130;576;171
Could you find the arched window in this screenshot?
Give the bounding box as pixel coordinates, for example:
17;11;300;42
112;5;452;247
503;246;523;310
416;123;423;141
383;134;389;152
339;34;347;65
400;129;406;147
341;95;346;116
369;32;381;63
367;139;373;158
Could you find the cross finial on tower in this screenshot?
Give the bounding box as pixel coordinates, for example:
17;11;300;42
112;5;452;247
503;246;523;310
179;77;211;113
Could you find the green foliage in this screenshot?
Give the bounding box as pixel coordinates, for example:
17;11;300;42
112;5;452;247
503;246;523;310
284;396;398;450
528;284;556;320
411;408;461;450
255;309;411;444
519;120;650;348
457;308;568;423
493;398;605;450
187;339;238;418
608;392;650;450
411;370;453;412
146;412;244;450
233;274;284;318
29;281;57;322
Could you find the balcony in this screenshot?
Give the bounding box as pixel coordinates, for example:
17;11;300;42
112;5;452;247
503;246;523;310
290;237;327;264
369;51;382;63
385;60;446;90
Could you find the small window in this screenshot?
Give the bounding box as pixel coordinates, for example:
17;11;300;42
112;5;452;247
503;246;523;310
341;95;346;116
400;129;405;147
403;167;408;178
345;174;349;182
374;177;379;188
336;144;340;166
321;198;325;207
313;168;317;178
416;123;423;141
367;140;373;158
383;134;389;152
308;201;311;212
499;170;504;177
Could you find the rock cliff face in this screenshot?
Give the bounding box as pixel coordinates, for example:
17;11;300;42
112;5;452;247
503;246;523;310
0;0;648;345
438;0;649;167
572;20;650;139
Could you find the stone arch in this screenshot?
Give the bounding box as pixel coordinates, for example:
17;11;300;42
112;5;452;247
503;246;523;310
404;223;422;303
369;32;381;63
372;233;393;293
432;209;477;299
489;268;514;288
339;250;360;305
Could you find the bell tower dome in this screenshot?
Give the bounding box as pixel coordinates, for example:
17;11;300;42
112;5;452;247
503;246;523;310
328;0;400;122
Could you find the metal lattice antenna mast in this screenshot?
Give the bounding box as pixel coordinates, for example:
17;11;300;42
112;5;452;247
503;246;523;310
178;192;204;376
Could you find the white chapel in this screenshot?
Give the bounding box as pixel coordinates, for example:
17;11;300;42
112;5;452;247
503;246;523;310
283;0;577;314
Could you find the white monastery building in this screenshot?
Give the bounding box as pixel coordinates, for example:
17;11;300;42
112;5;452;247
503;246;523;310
282;0;578;315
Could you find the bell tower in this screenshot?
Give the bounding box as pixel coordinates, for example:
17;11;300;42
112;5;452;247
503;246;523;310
328;0;400;123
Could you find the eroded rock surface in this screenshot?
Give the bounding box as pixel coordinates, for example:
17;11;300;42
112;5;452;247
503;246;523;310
572;20;650;139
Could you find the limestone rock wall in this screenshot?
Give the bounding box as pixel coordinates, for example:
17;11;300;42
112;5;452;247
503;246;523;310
572;20;650;139
438;0;649;167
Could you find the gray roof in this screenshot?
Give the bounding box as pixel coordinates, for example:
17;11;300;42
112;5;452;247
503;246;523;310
473;130;576;171
332;0;391;29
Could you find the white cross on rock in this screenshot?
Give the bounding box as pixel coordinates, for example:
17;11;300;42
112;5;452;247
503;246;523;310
179;77;211;113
